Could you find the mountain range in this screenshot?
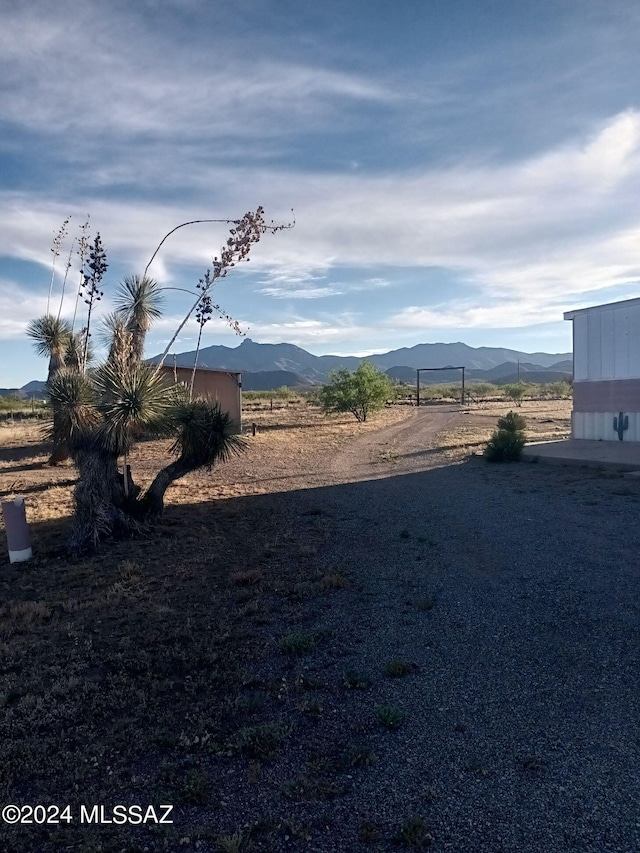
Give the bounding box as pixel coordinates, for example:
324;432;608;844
149;339;573;390
1;340;573;398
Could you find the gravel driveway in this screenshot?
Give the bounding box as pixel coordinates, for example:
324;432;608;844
231;409;640;852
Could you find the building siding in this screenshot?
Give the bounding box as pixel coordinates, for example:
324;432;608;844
158;366;242;433
565;297;640;441
573;378;640;412
570;300;640;381
572;411;640;442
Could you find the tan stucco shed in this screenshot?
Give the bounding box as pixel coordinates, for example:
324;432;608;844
158;365;242;434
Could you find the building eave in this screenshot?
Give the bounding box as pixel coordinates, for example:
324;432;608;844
564;295;640;321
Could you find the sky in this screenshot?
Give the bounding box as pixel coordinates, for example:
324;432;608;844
2;0;640;386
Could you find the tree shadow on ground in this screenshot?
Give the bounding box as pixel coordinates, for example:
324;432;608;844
2;458;640;853
0;442;52;464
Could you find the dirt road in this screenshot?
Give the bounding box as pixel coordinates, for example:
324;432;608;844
329;404;463;480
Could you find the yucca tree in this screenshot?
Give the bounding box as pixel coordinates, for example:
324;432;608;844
59;366;242;549
30;208;287;552
65;330;91;372
46;368;99;452
99;312;134;369
27;315;75;463
93;360;170;493
26;315;72;382
140;399;246;518
46;368;120;552
114;275;163;363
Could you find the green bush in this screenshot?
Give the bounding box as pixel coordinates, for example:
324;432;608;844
468;381;499;400
547;380;572;399
317;361;392;422
420;383;461;402
502;383;528;406
242;387;299;401
497;411;527;433
484;411;526;462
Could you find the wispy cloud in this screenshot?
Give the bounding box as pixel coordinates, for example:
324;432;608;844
165;111;640;294
2;111;640;340
3;1;640;384
389;299;567;331
257;286;344;299
0;3;401;149
0;282;49;340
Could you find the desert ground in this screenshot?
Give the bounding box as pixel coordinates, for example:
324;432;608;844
1;399;639;852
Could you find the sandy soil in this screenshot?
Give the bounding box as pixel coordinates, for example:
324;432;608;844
0;400;571;541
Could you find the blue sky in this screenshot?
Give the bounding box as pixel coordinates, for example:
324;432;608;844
2;0;640;386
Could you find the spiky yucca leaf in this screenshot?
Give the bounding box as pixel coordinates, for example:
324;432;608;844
46;368;99;451
497;411;527;434
169;400;246;470
65;330;91;371
27;314;72;379
27;314;71;358
93;361;171;455
114;275;163;363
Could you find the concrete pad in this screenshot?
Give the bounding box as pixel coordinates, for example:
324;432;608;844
521;439;640;472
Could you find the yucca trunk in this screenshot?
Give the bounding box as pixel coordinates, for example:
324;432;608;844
130;322;146;365
138;459;193;519
47;349;71;465
68;448;132;553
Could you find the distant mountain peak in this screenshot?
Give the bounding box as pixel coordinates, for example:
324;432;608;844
146;339;572;391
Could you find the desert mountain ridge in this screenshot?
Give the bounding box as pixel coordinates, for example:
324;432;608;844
2;340;573;397
148;339;572;390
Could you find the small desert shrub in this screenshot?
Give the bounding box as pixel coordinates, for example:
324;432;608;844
384;659;414;678
503;383;528;406
217;830;248;853
230;722;290;760
180;768;209;804
279;633;315;654
497;411;527;433
347;743;377;767
375;703;405;729
484;411;526;462
343;670;371;690
396;816;433;848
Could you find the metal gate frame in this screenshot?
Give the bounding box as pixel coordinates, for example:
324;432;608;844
416;366;465;407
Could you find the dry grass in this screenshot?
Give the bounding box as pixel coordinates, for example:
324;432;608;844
435;399;572;461
0;402;409;527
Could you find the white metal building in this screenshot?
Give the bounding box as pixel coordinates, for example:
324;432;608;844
564;296;640;441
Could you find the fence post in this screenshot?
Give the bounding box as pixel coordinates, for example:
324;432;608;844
1;497;32;563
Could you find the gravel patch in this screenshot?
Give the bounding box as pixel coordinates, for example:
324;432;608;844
3;407;639;852
215;443;640;852
304;458;640;852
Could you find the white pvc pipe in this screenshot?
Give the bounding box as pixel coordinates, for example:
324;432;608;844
2;497;32;563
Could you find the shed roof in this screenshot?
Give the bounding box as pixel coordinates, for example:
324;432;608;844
158;364;241;377
564;296;640;321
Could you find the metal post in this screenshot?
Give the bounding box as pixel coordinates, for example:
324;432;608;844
461;366;465;405
416;370;420;408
